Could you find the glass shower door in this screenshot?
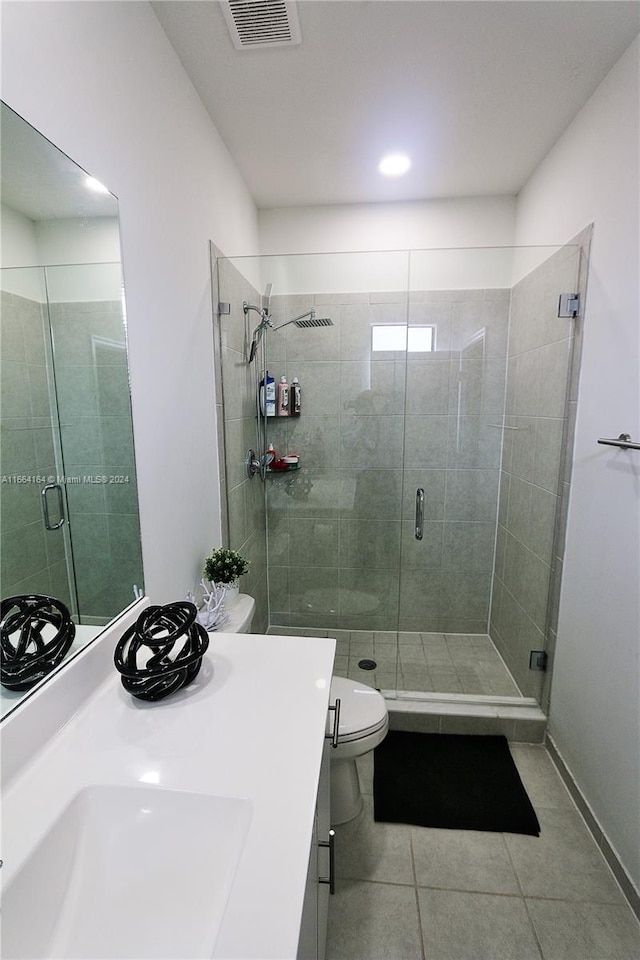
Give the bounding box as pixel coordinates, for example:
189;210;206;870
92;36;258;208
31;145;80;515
397;244;582;702
217;241;584;709
46;262;143;624
260;251;410;692
0;263;143;626
396;248;513;697
0;266;78;614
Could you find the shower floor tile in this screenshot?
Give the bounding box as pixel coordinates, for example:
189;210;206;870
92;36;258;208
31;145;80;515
268;625;523;698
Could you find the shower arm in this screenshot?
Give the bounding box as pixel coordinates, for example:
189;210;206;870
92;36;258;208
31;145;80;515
270;308;316;332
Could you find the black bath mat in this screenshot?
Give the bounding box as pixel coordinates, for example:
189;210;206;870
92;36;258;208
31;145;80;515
373;731;540;836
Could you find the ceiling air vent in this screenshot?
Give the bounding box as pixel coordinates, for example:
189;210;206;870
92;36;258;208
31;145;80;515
222;0;302;50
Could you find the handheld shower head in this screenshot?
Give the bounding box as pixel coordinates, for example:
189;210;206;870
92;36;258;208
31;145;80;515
244;300;273;363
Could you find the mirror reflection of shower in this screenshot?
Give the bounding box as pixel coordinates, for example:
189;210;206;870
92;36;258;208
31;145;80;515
243;283;333;481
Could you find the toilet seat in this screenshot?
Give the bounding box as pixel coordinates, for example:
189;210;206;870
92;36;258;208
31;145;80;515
330;676;387;744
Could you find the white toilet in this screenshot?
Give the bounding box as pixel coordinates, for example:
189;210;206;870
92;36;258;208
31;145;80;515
223;599;389;825
222;593;255;633
328;675;388;824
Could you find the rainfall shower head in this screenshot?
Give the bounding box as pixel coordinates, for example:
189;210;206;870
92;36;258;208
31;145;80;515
294;314;333;328
271;309;333;332
244;303;333;362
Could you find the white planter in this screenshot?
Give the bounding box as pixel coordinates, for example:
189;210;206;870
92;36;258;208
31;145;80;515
219;581;240;608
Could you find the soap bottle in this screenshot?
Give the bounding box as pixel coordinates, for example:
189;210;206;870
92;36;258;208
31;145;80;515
277;375;289;417
264;370;276;417
265;442;276;469
290;377;301;417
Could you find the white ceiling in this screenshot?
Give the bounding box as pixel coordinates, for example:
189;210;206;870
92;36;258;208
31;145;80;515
153;0;640;209
1;103;119;221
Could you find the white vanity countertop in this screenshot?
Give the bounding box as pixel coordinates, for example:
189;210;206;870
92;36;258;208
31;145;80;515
2;621;336;959
0;623;103;719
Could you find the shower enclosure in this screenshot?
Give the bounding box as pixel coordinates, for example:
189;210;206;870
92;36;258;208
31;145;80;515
213;237;589;712
0;262;143;625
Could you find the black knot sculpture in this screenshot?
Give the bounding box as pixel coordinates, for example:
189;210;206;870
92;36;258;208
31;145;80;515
1;595;76;691
114;601;209;702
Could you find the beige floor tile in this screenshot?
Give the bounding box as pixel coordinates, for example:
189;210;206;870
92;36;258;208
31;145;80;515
356;752;373;795
334;796;414;885
526;899;640;960
329;740;638;960
412;826;520;894
372;645;398;662
333;655;349;675
509;744;573;810
350;640;375;658
326;879;424;960
505;806;625;904
418;889;542;960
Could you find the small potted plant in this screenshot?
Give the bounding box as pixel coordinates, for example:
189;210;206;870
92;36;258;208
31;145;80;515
203;548;249;605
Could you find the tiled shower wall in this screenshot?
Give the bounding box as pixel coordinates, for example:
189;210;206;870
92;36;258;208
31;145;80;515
0;289;143;622
48;299;143;621
214;256;268;633
0;290;70;605
490;241;584;699
264;289;510;634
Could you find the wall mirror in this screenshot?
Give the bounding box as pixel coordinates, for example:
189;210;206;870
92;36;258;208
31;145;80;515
0;101;144;719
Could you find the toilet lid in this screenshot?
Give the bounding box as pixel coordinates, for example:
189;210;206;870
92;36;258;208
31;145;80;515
330;676;387;742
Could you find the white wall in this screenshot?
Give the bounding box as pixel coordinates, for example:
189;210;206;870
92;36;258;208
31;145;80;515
257;196;519;294
2;211;121;270
0;204;42;298
515;36;640;892
259;195;517;256
2;213;124;301
1;0;259;602
1;203;38;266
35;218;121;268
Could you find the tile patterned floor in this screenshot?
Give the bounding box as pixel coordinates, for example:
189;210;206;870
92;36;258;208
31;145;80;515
326;745;640;960
270;627;522;697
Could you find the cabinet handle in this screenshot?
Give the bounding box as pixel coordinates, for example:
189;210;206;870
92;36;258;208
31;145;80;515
326;698;341;748
41;483;65;530
319;829;335;894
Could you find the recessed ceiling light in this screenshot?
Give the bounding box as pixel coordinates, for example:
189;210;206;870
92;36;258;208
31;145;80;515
85;175;110;195
378;153;411;177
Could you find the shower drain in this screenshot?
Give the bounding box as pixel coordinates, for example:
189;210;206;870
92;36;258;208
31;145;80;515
358;658;377;671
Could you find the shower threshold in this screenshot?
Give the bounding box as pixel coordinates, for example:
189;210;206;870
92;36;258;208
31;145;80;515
381;689;546;743
268;625;546;742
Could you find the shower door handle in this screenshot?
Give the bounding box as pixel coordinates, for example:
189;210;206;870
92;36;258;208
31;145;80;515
41;483;65;530
415;488;424;541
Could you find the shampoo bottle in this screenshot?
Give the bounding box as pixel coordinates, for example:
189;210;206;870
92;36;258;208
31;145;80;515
290;377;301;417
277;375;289;416
264;370;276;417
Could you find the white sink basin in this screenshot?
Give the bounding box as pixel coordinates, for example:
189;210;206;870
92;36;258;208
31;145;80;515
3;784;252;959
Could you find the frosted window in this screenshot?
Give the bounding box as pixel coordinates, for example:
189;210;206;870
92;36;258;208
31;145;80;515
408;326;434;352
372;324;434;352
372;325;407;351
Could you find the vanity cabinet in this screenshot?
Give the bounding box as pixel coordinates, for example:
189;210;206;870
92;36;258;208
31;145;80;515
298;741;331;960
3;623;336;960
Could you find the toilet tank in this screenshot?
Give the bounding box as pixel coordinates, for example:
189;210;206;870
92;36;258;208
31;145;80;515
223;594;255;634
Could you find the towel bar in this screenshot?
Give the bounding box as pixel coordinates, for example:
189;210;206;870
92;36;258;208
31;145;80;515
597;433;640;450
